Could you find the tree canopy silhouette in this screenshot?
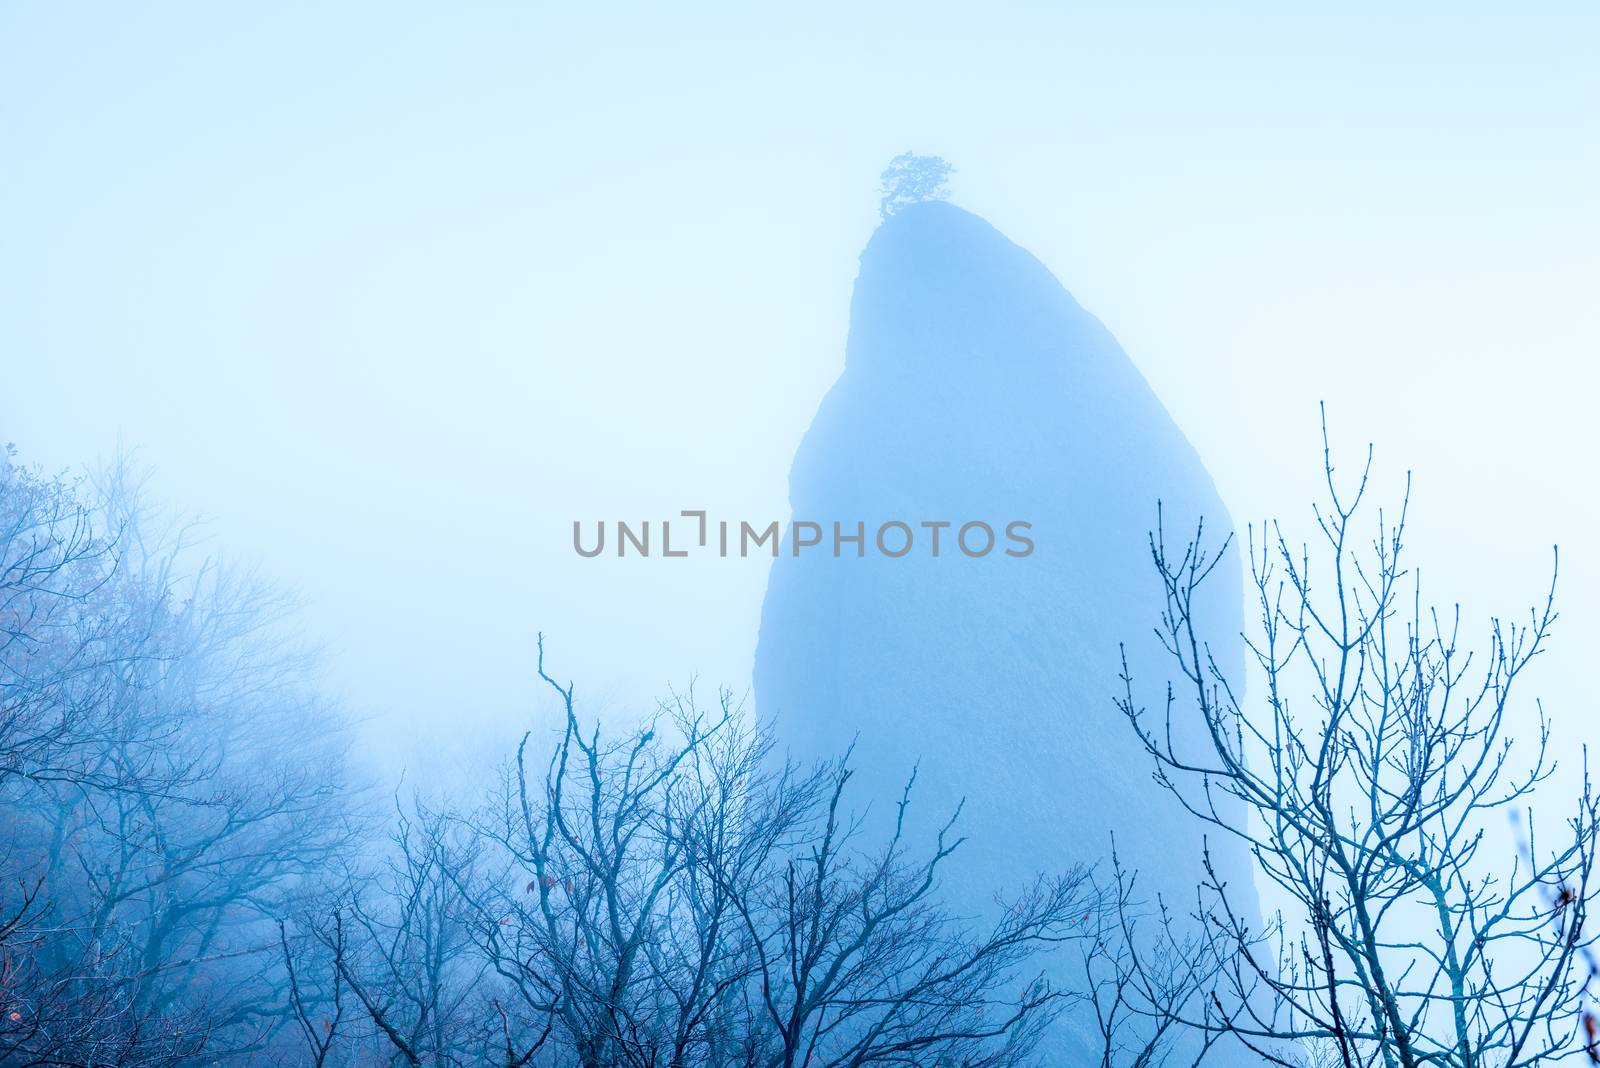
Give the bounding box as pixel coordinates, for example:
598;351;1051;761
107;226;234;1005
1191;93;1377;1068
879;152;953;219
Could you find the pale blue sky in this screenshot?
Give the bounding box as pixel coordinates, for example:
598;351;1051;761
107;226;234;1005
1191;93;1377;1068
3;2;1596;781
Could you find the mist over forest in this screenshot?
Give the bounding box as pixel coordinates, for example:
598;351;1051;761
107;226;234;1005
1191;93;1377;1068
6;177;1597;1065
4;4;1597;1066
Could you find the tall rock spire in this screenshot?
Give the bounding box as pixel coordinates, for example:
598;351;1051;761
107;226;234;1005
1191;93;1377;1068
755;199;1255;1060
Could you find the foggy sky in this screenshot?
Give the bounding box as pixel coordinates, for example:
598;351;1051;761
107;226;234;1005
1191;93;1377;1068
2;1;1595;796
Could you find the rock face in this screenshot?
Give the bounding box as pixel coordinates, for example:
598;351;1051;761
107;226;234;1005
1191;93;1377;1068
754;201;1255;1061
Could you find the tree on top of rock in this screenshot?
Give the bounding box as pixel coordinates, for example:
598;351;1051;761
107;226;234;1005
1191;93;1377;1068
878;152;953;219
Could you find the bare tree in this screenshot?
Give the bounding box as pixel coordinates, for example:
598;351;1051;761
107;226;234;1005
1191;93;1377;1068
462;640;1099;1068
307;639;1102;1068
1116;414;1600;1068
0;454;204;1067
292;804;512;1068
1077;848;1226;1068
279;914;348;1068
732;755;1094;1068
0;446;133;792
1;454;361;1064
457;648;804;1068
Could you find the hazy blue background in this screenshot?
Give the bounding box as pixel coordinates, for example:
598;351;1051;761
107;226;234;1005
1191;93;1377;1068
3;2;1595;787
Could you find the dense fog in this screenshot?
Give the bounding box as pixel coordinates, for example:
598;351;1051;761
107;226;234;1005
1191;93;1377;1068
2;4;1597;1065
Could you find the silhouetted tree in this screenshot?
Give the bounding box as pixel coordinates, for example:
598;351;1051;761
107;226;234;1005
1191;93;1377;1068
297;639;1101;1068
1115;413;1600;1067
879;152;953;219
0;454;360;1064
1077;848;1228;1068
0;445;127;793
